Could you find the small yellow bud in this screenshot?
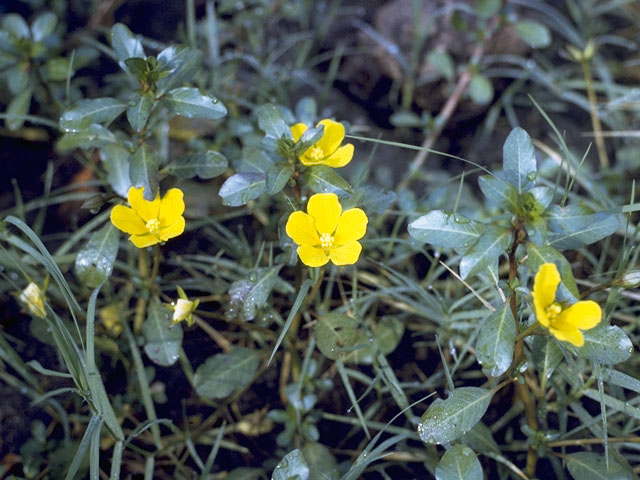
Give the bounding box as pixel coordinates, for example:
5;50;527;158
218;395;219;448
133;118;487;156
19;282;46;318
172;298;198;326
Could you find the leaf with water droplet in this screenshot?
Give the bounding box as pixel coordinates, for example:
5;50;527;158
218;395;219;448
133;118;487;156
408;210;483;252
577;324;633;365
475;303;515;377
164;87;227;120
315;312;360;360
302;165;352;197
142;298;183;367
272;449;310;480
419;387;493;445
502;127;536;194
242;266;282;321
566;452;631;480
219;172;266;206
74;223;119;288
435;445;483;480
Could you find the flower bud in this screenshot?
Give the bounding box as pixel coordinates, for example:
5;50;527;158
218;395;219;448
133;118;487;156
19;282;46;318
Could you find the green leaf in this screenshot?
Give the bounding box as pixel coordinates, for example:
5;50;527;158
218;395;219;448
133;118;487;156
292;125;324;156
427;49;455;81
303;165;353;196
478;175;519;213
142;300;183;367
475;0;501;18
5;87;32;130
435;445;483;480
74;223;119;288
31;12;57;42
343;186;396;215
100;144;131;197
56;124;117;152
460;226;511;279
468;74;493;105
566;452;631;480
243;266;282;321
266;163;294;195
272;449;310;480
301;443;339;480
43;56;73;81
126;93;154;132
193;348;261;399
419;387;493;445
219;172;266;206
408;210;483;251
60;98;127;132
168;151;228;179
344;317;404;364
548;212;618;251
460;422;500;454
2;14;29;39
577;324;633;365
475;304;515;377
503;127;536;194
164;87;227;120
514;20;551;49
129;143;159;200
257;103;291;147
110;23;144;62
156;47;202;95
531;336;563;383
315;312;360;360
525;242;579;298
239;148;273;174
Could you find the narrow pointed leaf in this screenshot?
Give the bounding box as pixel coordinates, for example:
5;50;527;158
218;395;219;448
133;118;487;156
164;87;227;120
219;172;266;206
475;303;515;377
142;299;183;367
126;93;154;132
60;98;127;132
459;226;511;279
303;165;352;196
193;348;261;399
408;210;482;251
503;127;536;194
129;143;159;200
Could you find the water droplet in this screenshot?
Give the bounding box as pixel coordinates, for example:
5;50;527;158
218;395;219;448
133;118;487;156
526;171;537;181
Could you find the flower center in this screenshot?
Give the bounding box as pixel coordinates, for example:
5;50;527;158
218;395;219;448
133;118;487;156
308;146;324;161
544;302;562;321
320;232;334;249
146;218;160;233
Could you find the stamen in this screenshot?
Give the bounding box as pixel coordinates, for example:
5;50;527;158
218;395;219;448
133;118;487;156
146;218;160;233
544;302;562;320
308;146;324;161
320;232;334;249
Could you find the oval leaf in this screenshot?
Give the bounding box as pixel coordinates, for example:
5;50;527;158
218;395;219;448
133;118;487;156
303;165;353;197
168;151;228;179
315;312;360;360
267;163;294;195
142;300;183;367
577;324;633;365
5;87;32;131
419;387;493;445
514;20;551;49
503;127;536;194
129;143;159;200
459;225;511;279
164;87;227;120
408;210;482;251
566;452;631;480
243;266;282;321
435;445;483;480
56;123;117;152
100;144;131;197
193;347;261;399
110;23;144;62
476;303;515;377
74;223;119;288
126;93;154;132
272;449;310;480
219;172;266;206
60;98;127;132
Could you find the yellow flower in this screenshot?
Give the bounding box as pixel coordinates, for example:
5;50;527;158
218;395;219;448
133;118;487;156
110;186;185;248
532;263;601;347
99;304;123;337
290;119;354;167
19;282;46;318
286;193;367;267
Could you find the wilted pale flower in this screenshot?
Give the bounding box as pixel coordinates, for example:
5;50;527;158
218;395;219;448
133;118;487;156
110;186;185;248
19;282;46;318
286;193;367;267
290;119;354;167
532;263;601;347
171;287;198;326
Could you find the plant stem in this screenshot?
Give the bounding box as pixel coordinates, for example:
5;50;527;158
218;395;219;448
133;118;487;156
580;56;610;168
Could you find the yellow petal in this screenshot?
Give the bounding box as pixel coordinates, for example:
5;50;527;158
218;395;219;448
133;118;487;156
130;233;160;248
329;241;362;266
286;211;320;246
307;193;341;234
322;144;354;168
549;323;584;347
291;122;308;142
297;245;329;267
558;300;601;330
128;186;160;222
110;205;147;235
159;216;185;242
316;119;345;154
159;188;185;227
334;208;368;244
532;263;560;327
